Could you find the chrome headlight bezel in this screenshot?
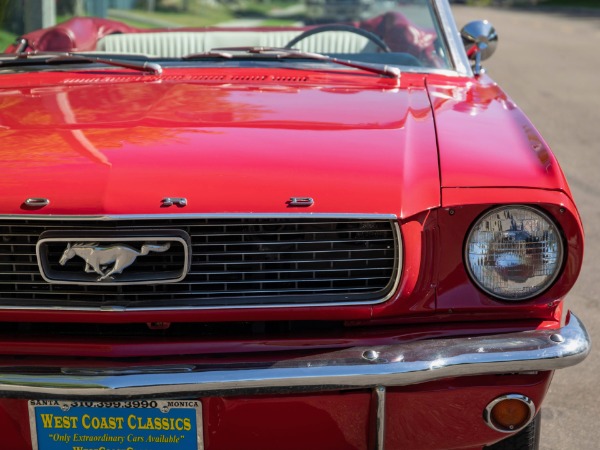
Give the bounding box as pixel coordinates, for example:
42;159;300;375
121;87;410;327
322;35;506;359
464;205;565;301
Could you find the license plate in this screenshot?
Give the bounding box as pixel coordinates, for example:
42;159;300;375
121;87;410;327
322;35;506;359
28;400;203;450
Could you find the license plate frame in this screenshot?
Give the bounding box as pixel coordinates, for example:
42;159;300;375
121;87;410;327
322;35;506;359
28;399;203;450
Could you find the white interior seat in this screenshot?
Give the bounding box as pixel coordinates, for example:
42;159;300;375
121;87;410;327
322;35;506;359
96;30;375;56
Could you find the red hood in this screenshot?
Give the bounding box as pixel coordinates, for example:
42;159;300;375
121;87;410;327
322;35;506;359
426;75;572;197
0;69;440;218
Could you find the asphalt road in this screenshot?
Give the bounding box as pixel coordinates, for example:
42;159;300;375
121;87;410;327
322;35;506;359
450;5;600;449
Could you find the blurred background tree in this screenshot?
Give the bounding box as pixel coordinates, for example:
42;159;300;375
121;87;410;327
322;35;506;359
1;0;22;34
0;0;20;50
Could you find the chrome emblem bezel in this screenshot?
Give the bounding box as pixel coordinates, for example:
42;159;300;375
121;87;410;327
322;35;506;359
36;230;191;285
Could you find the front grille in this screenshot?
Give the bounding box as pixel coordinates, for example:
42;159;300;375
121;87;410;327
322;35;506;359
0;218;399;308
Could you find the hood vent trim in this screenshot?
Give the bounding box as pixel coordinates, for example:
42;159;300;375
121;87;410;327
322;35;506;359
61;74;310;85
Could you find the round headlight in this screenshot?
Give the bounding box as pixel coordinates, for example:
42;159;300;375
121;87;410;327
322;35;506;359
465;206;564;300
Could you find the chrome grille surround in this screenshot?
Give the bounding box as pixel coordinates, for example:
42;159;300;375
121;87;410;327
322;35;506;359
0;214;401;310
37;230;192;285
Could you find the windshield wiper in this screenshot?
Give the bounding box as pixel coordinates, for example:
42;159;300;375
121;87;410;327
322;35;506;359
182;46;400;78
182;51;234;60
0;53;162;75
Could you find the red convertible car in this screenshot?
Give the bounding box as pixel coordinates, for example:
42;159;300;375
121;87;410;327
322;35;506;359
0;0;590;449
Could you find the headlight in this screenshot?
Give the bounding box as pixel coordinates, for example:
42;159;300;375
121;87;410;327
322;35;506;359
465;206;564;301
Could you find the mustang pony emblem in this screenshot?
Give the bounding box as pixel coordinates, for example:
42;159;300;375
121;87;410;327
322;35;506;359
59;242;171;281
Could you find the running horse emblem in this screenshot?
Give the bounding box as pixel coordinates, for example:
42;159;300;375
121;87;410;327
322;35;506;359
59;242;171;281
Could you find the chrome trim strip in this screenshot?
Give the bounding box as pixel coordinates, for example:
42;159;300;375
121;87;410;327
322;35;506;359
0;297;388;311
371;386;386;450
396;67;464;77
0;213;398;221
434;0;473;77
0;312;589;400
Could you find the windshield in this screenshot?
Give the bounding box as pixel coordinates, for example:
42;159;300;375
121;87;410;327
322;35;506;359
1;0;453;72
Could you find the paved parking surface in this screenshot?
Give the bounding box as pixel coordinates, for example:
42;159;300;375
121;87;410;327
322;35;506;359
451;6;600;449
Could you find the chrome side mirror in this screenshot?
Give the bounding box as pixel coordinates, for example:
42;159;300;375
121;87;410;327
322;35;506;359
461;20;498;76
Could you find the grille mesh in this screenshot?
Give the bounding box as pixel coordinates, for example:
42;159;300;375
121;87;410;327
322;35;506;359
0;218;399;308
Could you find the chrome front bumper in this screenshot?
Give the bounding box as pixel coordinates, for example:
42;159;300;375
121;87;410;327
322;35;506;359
0;312;590;400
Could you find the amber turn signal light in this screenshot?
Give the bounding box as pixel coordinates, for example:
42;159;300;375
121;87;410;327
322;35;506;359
484;394;536;433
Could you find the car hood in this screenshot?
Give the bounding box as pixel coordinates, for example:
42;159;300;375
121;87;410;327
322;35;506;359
0;71;442;218
427;76;571;196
